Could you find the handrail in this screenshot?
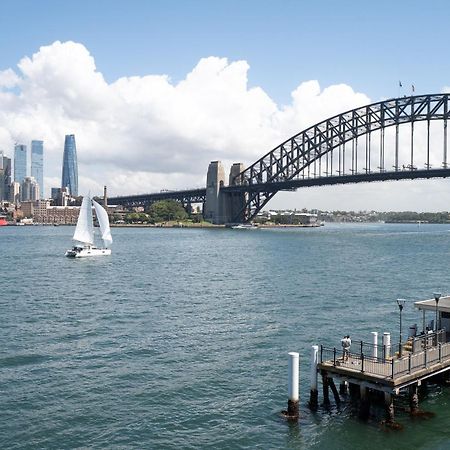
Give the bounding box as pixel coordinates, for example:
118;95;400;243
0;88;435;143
320;331;450;379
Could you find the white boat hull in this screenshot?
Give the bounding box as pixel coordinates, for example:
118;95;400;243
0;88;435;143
231;224;258;229
65;245;111;258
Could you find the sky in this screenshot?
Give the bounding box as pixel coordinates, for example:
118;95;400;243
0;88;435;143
1;0;450;211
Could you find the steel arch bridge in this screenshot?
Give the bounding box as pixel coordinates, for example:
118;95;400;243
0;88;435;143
108;93;450;223
224;93;450;222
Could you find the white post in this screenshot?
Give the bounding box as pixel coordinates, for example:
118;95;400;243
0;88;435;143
371;332;378;359
287;352;299;418
309;346;319;408
383;332;391;360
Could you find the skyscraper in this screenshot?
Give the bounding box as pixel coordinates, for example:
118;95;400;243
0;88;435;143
14;144;27;184
61;134;78;197
31;140;44;198
21;176;40;202
0;151;11;201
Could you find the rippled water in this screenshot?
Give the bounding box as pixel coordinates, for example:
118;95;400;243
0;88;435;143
2;223;450;449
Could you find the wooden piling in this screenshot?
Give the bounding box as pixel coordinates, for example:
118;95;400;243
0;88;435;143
339;381;348;395
359;385;370;420
309;345;319;409
409;384;419;415
329;378;341;405
286;352;299;420
384;392;395;423
322;372;330;406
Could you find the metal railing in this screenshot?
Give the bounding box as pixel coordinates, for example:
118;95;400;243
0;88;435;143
320;330;449;380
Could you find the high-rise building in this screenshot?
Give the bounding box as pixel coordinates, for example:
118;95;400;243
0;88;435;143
14;144;27;184
61;134;78;197
0;151;11;201
21;176;40;202
31;140;44;198
10;181;21;204
51;186;70;206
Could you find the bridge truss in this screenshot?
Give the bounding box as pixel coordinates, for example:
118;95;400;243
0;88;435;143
233;93;450;222
109;188;206;208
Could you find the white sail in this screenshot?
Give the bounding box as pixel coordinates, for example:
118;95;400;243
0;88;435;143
92;199;113;247
73;195;94;245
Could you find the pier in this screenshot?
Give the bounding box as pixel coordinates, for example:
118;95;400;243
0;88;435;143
314;295;450;423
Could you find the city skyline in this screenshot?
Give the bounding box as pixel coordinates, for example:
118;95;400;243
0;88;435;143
1;1;450;210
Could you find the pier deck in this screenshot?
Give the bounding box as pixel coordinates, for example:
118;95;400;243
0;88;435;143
310;295;450;422
318;331;450;391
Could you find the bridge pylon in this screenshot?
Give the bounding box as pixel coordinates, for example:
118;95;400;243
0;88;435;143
204;161;246;224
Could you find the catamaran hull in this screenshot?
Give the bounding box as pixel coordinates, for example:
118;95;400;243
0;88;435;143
65;247;111;258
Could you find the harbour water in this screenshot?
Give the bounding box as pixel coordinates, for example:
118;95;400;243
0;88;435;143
2;223;450;449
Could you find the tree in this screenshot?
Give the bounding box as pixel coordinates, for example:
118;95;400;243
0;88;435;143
147;200;188;222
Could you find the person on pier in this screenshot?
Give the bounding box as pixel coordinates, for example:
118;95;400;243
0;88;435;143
341;335;352;361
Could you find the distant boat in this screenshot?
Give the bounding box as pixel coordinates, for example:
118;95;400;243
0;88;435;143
231;223;258;229
65;195;112;257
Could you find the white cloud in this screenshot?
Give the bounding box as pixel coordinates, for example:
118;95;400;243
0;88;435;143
1;40;449;211
0;69;20;89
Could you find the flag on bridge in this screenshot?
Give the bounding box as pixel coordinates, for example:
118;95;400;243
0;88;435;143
412;84;415;92
399;81;403;87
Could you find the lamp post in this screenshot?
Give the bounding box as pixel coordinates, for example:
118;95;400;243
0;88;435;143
434;292;441;334
397;299;406;357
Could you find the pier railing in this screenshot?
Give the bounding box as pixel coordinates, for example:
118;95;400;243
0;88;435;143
320;330;449;380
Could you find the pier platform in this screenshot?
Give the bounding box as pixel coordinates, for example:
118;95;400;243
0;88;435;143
318;330;450;392
313;295;450;422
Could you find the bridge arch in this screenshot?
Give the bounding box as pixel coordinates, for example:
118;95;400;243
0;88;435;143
231;93;450;222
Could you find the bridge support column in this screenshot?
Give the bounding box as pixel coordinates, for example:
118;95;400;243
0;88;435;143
204;161;246;224
204;161;226;224
224;163;246;224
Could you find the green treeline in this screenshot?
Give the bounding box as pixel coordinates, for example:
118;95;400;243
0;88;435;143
380;211;450;223
123;200;192;224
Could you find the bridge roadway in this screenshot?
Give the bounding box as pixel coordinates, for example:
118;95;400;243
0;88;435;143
108;187;206;207
108;168;450;207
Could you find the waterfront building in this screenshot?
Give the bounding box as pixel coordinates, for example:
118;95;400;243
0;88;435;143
21;201;34;218
31;140;44;198
51;186;71;206
24;199;120;224
61;134;78;197
21;176;40;202
20;198;71;223
0;151;11;201
14;144;27;184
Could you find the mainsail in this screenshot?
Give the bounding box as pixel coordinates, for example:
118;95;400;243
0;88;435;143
92;199;113;247
73;196;94;245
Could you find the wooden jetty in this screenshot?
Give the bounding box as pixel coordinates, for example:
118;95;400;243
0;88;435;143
315;295;450;422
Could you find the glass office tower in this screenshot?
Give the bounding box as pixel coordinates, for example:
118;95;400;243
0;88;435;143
0;151;11;201
31;140;44;199
61;134;78;197
14;144;27;184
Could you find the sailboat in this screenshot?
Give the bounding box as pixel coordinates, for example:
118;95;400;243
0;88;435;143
65;195;113;257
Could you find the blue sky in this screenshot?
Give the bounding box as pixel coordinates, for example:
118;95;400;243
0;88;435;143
1;0;450;210
2;0;449;104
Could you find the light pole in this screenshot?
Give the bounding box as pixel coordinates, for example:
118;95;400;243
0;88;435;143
434;292;441;335
397;299;406;357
